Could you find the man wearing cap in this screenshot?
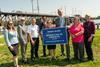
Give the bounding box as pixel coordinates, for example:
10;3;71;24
17;17;28;63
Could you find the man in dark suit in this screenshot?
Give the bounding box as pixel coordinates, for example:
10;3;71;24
83;15;95;61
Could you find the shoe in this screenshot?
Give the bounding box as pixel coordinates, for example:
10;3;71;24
64;58;70;61
51;57;57;60
43;54;46;57
60;53;65;56
14;64;19;67
79;59;87;62
87;57;94;61
35;56;39;59
41;55;46;57
88;58;94;61
73;57;79;60
31;58;35;62
22;60;27;64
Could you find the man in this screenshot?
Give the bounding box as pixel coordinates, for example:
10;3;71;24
18;17;28;63
40;16;48;57
83;15;95;61
55;9;70;60
27;17;39;61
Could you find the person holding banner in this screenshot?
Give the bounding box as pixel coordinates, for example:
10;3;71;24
69;16;84;61
40;16;49;57
55;9;70;60
27;17;39;61
46;19;56;60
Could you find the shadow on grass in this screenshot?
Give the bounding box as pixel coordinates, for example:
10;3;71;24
18;57;88;66
0;62;14;67
0;58;89;67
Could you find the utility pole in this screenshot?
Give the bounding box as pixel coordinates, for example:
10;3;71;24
64;6;66;16
37;0;40;13
0;8;1;12
31;0;34;13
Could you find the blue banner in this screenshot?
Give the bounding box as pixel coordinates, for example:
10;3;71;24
42;27;68;45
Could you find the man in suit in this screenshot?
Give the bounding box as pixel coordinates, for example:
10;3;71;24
83;15;95;61
18;17;28;63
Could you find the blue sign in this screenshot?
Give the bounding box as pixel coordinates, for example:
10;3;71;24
42;27;68;45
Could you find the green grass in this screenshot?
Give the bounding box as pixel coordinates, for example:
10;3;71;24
0;30;100;67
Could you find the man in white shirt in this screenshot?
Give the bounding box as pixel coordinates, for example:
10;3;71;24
27;17;39;61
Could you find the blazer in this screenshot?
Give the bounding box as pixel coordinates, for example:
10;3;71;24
83;21;95;38
17;24;28;44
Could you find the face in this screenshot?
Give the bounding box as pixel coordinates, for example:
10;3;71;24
85;16;91;21
21;19;25;24
47;20;53;26
32;18;36;25
8;22;13;28
73;17;80;24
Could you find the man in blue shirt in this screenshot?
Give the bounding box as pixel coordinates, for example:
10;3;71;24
55;9;70;60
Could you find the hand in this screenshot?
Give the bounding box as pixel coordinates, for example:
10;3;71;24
69;32;75;38
9;46;14;51
88;36;93;42
71;34;75;38
31;40;35;45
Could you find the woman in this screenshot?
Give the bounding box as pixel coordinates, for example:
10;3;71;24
69;16;84;61
4;21;19;67
45;19;56;60
0;21;4;32
83;15;95;61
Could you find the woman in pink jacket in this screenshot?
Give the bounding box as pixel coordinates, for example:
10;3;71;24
69;16;84;61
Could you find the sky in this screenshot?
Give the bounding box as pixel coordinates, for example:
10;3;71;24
0;0;100;17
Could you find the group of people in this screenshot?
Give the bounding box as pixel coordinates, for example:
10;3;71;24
1;9;95;67
3;17;40;67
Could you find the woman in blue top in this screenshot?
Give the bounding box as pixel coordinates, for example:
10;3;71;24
4;21;19;67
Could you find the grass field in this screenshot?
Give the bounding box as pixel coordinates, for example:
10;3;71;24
0;30;100;67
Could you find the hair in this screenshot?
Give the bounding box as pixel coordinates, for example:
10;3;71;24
47;19;53;24
85;15;91;20
0;22;2;26
0;19;3;26
7;21;15;30
57;9;63;16
74;16;80;22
